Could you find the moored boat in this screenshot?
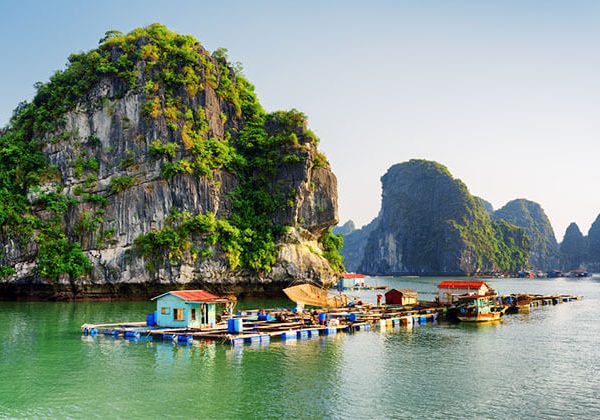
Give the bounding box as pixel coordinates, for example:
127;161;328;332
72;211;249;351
456;293;506;322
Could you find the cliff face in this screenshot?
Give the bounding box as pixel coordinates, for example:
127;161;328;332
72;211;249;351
493;199;558;270
349;160;528;275
0;25;341;297
339;217;379;273
584;215;600;271
559;223;587;270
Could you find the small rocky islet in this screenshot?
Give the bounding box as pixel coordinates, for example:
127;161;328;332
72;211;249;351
0;24;342;298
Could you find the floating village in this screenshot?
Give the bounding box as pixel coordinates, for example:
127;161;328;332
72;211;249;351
81;274;582;347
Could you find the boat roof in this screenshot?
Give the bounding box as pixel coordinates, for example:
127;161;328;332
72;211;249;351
437;281;489;289
340;273;365;279
151;290;227;303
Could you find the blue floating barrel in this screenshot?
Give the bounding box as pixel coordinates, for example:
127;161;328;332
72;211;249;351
177;335;193;345
89;328;97;336
163;334;176;341
146;313;155;327
245;336;261;344
282;331;297;340
125;330;140;339
348;314;358;322
318;313;327;323
111;330;120;337
419;316;427;324
228;318;243;333
231;337;245;346
324;327;337;335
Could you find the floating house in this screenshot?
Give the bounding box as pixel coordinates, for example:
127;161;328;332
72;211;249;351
385;288;418;306
437;281;491;304
151;290;228;328
336;273;365;289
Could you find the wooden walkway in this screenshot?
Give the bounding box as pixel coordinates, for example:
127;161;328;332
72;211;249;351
81;293;581;346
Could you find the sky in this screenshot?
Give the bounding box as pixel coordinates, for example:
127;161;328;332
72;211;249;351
1;0;599;241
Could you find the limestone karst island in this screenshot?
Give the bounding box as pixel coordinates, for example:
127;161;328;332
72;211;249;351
1;7;599;419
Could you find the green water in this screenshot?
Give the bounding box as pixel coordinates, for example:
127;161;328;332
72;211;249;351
1;277;600;419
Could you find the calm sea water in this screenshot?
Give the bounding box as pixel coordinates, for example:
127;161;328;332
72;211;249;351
1;276;599;419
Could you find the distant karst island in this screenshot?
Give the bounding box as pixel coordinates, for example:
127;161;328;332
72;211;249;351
336;159;600;276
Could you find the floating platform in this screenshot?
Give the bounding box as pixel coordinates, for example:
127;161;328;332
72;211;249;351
81;293;581;347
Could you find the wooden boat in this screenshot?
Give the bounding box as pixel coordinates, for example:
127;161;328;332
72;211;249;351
456;293;506;322
283;284;348;308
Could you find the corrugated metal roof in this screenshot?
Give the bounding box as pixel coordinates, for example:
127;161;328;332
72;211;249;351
152;290;222;302
340;273;365;279
437;281;489;289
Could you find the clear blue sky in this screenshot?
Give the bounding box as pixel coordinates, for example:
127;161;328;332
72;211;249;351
2;0;599;241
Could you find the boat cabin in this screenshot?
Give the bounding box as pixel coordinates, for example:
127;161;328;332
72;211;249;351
437;281;491;304
151;290;228;328
385;288;418;306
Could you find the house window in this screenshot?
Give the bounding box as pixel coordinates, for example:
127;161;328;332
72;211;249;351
191;308;196;321
161;307;169;315
173;308;184;321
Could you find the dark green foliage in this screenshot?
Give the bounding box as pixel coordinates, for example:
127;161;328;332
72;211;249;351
35;227;93;281
134;210;242;271
321;229;345;272
149;140;178;159
110;176;134;193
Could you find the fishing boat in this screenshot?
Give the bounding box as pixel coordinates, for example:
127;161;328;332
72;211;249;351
283;284;348;308
456;293;506;322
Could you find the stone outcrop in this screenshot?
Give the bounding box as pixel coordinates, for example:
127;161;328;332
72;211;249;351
0;25;340;298
493;199;559;270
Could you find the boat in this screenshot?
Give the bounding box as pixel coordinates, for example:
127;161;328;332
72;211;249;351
283;284;348;308
456;293;506;322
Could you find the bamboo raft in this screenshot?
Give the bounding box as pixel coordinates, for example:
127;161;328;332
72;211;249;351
81;293;582;346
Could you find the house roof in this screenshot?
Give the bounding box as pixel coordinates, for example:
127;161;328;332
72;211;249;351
151;290;224;302
386;288;418;297
437;281;489;289
341;273;365;279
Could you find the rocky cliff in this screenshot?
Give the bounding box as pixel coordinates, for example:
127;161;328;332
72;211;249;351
0;24;342;298
345;160;528;275
493;199;558;270
578;214;600;272
559;223;587;270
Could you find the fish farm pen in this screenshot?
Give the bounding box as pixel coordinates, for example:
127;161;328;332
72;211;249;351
81;293;582;347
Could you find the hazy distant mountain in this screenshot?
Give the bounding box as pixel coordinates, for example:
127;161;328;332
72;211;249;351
343;160;528;275
560;223;587;270
333;220;356;236
493;199;559;270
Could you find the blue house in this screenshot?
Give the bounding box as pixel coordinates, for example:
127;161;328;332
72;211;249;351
152;290;227;328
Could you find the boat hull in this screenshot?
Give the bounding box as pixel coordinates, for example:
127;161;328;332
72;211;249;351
457;312;503;322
